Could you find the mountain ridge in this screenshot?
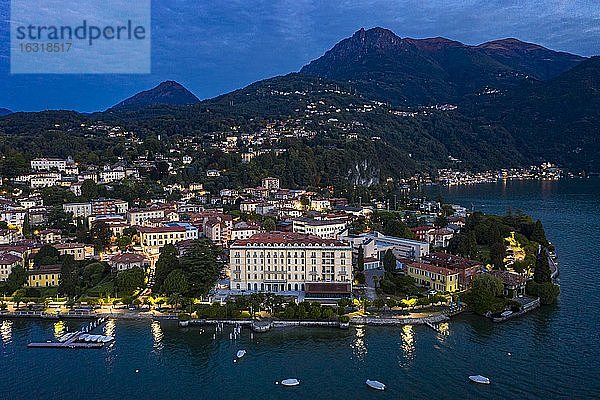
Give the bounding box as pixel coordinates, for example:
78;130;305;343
108;81;200;111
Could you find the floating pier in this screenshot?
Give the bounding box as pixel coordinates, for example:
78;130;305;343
27;316;111;349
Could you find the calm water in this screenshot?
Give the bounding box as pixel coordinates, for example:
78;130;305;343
2;179;599;400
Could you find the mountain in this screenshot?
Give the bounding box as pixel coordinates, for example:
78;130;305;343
108;81;199;111
475;38;584;80
300;27;585;105
467;56;600;171
0;108;12;116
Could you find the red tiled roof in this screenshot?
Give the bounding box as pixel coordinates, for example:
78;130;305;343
110;253;147;263
137;226;186;233
232;232;348;247
408;262;458;276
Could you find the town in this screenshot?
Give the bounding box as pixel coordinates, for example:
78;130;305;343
0;154;559;326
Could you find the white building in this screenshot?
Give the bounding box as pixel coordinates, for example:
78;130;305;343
31;158;68;172
63;202;92;218
229;232;352;294
339;231;430;261
292;218;348;239
138;226;187;255
30;173;61;188
261;177;280;190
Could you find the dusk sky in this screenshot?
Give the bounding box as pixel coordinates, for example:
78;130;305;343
1;0;598;112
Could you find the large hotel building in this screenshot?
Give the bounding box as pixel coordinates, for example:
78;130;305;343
229;232;352;297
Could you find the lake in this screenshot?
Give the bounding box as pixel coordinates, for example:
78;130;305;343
2;178;599;399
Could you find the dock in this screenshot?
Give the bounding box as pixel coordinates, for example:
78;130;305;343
27;316;110;349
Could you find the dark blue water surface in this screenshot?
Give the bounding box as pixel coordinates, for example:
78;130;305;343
1;179;599;400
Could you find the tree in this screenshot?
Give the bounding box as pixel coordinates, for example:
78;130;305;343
80;179;99;200
383;249;396;272
262;217;276;232
33;245;60;266
354;272;366;285
154;244;180;292
59;256;80;297
382;218;413;239
163;269;189;295
530;220;548;246
89;221;112;251
527;281;560;305
533;249;552;284
489;241;506;268
468;274;504;314
117;235;132;250
115;267;145;294
435;215;448;228
81;262;109;289
179;239;224;297
356;245;365;272
5;265;27;294
372;298;385;310
47;206;73;232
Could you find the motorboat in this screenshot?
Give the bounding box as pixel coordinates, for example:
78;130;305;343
366;379;386;390
236;350;246;358
469;375;491;384
280;378;300;387
501;310;513;317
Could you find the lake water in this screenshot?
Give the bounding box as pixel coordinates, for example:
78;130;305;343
2;178;599;400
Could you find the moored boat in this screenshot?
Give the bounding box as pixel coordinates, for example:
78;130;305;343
280;378;300;387
366;379;386;390
469;375;491;384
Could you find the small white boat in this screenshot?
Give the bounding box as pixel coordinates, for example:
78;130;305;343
469;375;491;384
101;335;114;343
236;350;246;358
501;310;513;317
280;378;300;387
366;379;386;391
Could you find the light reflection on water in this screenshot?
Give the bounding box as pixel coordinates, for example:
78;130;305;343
1;320;12;344
53;320;66;339
151;320;163;353
399;324;415;368
351;325;366;360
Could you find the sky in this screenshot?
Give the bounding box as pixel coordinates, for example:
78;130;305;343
0;0;598;112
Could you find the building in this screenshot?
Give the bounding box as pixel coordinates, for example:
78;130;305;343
309;199;331;212
92;198;129;215
55;243;91;261
127;207;167;225
0;253;21;282
489;270;527;298
38;229;62;244
292;218;348;239
30;158;68;172
405;261;459;292
229;232;352;294
340;231;430;261
30;173;61;189
27;264;62;287
63;202;92;218
262;177;280;190
164;222;199;241
109;253;149;272
138;226;187;255
363;256;381;271
230;222;263;242
421;252;482;289
0;229;19;245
